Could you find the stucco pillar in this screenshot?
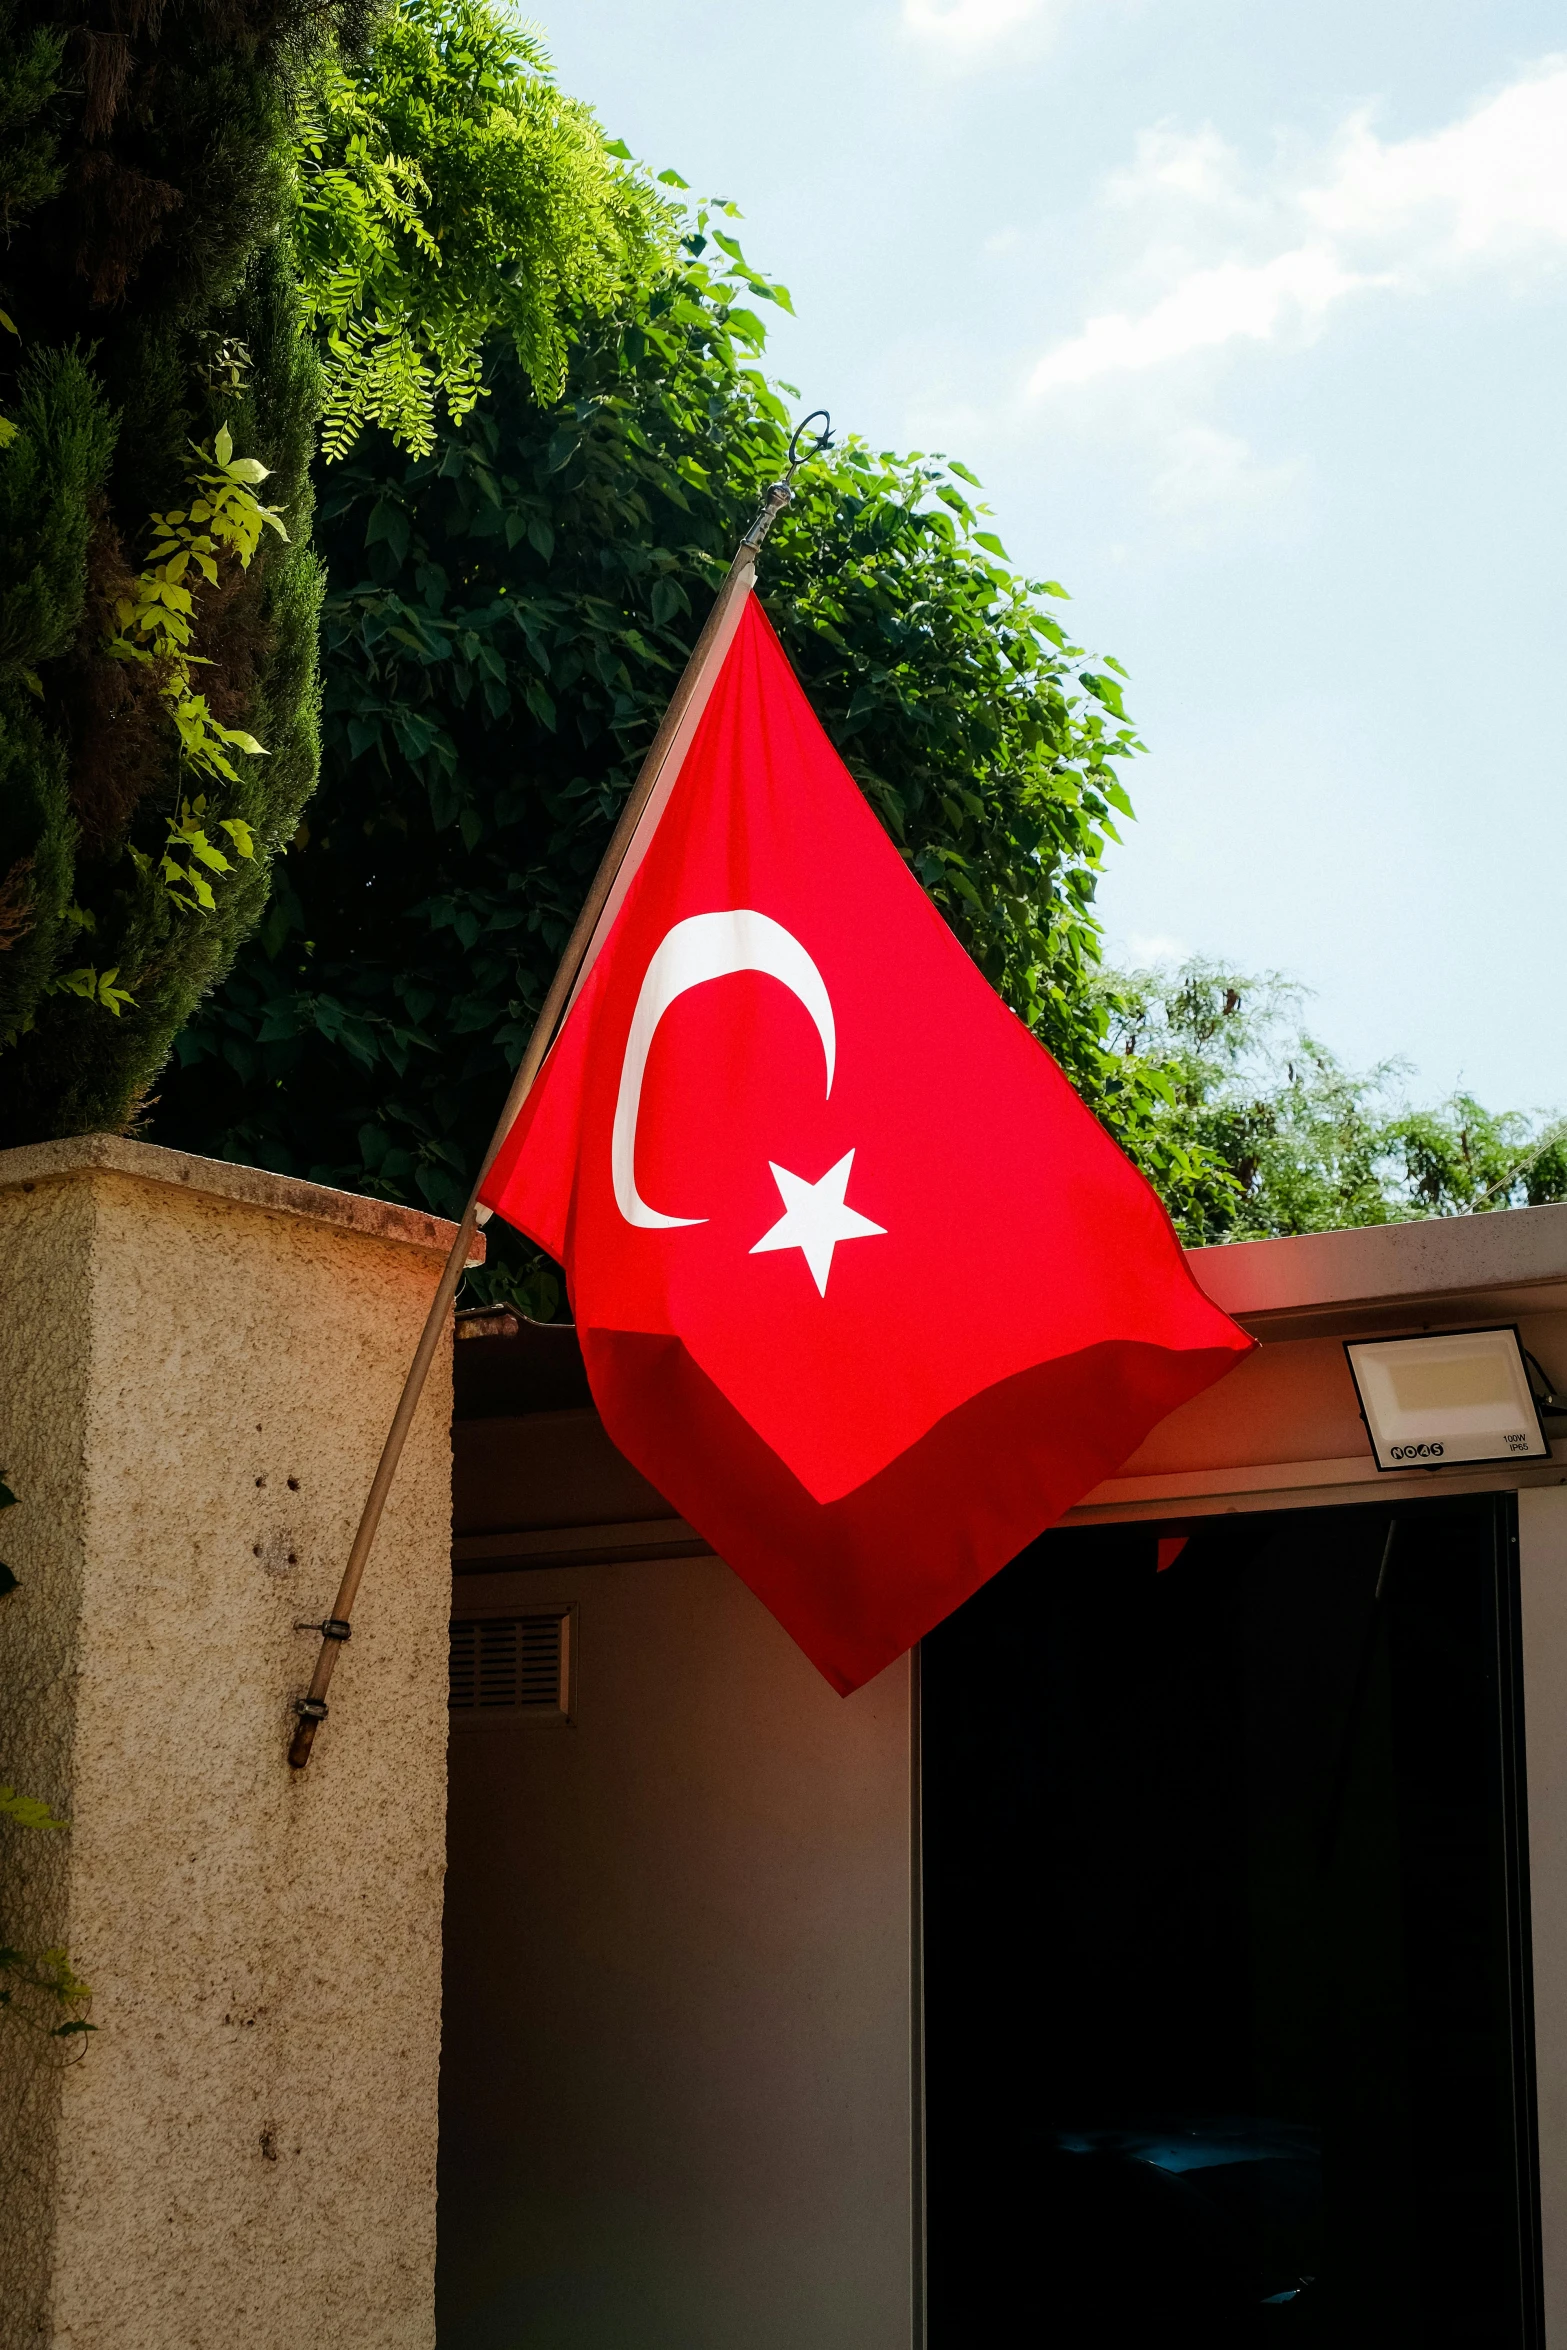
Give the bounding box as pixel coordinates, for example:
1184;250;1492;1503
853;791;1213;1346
0;1136;465;2350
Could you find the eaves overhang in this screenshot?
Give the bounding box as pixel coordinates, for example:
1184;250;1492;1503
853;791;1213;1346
1073;1202;1567;1525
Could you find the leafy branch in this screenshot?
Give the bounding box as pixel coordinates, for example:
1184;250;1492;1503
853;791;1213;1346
30;904;136;1021
0;1944;95;2053
41;964;134;1015
293;0;676;461
155;799;258;916
109;423;287;793
0;1784;67;1832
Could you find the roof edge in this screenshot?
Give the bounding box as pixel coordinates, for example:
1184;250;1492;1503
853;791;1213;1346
1189;1200;1567;1318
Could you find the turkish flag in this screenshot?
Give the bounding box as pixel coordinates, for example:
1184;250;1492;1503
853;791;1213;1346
482;596;1250;1691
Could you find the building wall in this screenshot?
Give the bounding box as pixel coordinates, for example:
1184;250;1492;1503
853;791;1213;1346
0;1137;459;2350
445;1207;1567;2347
441;1555;918;2350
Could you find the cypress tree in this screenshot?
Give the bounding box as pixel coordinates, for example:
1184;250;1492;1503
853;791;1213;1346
0;0;355;1143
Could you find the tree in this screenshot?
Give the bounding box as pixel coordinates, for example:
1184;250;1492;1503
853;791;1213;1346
0;0;667;1147
1101;958;1567;1244
293;0;673;461
0;0;347;1143
153;201;1183;1307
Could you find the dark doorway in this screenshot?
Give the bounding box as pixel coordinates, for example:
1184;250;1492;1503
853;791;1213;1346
921;1496;1541;2347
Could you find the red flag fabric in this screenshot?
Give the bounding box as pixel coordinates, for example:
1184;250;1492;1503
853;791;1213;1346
482;595;1251;1691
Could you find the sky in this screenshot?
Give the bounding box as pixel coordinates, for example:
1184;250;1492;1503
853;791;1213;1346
546;0;1567;1117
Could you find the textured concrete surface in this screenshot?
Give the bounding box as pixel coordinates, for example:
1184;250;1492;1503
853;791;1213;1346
0;1138;463;2350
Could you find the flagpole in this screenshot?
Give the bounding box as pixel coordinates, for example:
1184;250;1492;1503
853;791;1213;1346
287;425;830;1769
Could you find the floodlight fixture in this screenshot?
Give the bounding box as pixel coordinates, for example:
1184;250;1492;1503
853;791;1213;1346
1345;1326;1551;1472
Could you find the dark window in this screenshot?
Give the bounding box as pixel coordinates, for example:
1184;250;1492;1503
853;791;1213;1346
921;1496;1540;2347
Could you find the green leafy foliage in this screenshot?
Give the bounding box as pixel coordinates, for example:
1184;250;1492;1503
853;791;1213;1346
0;1942;94;2049
0;0;683;1146
0;343;116;1051
0;242;324;1143
0;2;65;448
295;0;675;459
107;425;289;799
0;4;60;189
0;1785;67;1832
155;802;259;919
155;217;1211;1298
0;0;361;1141
1102;959;1567;1244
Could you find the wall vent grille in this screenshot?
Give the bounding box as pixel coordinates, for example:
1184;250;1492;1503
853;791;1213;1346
449;1611;570;1720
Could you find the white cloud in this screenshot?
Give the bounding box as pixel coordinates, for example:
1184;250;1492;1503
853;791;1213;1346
1124;932;1191;965
1030;59;1567;391
1305;67;1567;256
1105;125;1246;213
1148;426;1301;520
901;0;1052;51
1031;247;1369;391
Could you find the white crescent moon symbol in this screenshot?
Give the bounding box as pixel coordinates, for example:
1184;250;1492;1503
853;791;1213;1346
612;910;836;1230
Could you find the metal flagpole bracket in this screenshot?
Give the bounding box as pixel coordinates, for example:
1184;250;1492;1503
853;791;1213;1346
742;410;833;551
787;409;834;469
285;403;834;1772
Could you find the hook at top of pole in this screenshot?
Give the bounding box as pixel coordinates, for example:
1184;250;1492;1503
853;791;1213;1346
786;410;834;477
742;408;834;553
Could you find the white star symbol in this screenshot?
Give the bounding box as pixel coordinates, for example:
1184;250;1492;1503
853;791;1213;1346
749;1150;886;1297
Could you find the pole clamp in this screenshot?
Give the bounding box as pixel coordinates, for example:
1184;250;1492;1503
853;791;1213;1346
294;1617;352;1641
293;1696;330;1722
